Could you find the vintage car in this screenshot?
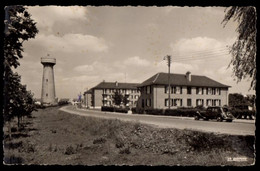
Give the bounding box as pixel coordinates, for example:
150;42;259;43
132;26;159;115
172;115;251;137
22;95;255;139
194;106;234;122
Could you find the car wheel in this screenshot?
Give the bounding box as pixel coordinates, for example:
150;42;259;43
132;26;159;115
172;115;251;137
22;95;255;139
226;119;232;122
194;116;199;120
217;117;223;122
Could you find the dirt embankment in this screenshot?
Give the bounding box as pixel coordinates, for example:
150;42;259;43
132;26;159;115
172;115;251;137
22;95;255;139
3;106;255;166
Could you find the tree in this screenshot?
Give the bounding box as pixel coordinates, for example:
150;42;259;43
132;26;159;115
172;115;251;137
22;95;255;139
228;93;249;108
3;6;38;137
123;95;129;107
222;7;256;90
112;91;123;106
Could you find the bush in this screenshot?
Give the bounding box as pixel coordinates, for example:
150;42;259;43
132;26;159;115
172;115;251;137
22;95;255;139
58;100;69;106
101;106;115;112
165;108;197;117
230;109;255;119
132;107;145;114
101;106;128;113
114;107;128;113
133;107;197;117
144;109;164;115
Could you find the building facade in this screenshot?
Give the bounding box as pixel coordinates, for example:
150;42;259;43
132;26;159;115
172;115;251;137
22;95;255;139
84;81;140;109
137;72;230;109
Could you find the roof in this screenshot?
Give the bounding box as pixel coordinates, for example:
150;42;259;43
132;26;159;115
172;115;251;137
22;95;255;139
92;82;140;90
139;72;231;88
83;88;93;95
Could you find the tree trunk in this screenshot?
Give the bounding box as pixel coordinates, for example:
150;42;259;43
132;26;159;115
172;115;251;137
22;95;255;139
8;121;12;139
17;115;20;130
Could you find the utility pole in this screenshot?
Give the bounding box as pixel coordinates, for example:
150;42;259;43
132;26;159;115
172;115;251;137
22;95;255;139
163;55;172;109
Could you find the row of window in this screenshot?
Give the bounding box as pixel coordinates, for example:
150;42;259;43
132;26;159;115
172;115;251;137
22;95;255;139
164;98;221;107
103;100;137;106
142;98;222;107
143;86;222;95
164;86;221;95
103;95;139;99
103;89;139;94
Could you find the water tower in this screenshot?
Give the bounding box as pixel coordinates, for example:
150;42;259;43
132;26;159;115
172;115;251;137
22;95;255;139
41;56;57;106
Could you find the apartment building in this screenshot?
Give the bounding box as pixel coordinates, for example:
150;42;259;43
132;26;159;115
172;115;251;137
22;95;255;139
84;81;140;108
137;71;230;109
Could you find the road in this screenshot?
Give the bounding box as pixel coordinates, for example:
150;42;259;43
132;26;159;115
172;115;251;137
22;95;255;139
59;105;255;136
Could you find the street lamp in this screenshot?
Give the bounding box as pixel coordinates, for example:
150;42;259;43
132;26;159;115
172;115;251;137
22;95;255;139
163;55;172;109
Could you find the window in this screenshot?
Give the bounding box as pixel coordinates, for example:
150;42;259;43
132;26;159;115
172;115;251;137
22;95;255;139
216;88;221;95
146;86;151;94
46;79;48;82
135;95;139;99
187;99;192;106
187;87;192;94
146;99;151;107
142;99;145;108
165;99;169;107
196;99;204;106
206;99;212;106
46;93;48;97
196;87;203;95
207;88;212;95
174;99;182;107
212;88;216;95
165;86;170;94
175;86;182;94
213;99;221;106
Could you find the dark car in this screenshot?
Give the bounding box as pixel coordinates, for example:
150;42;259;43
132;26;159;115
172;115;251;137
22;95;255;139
195;106;234;122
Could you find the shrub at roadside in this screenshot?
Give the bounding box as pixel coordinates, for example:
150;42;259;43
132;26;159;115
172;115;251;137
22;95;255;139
230;109;255;119
164;108;197;117
101;106;128;113
132;107;197;117
101;106;114;112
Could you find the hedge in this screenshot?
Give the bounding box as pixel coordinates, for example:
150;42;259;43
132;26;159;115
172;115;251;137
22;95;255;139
101;106;128;113
164;109;197;117
101;106;115;112
132;107;255;119
229;109;255;119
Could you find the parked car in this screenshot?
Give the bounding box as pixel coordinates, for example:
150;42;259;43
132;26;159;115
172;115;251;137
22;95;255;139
194;106;234;122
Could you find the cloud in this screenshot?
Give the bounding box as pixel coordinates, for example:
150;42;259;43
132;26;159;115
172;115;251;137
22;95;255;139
27;6;88;34
123;56;150;67
170;37;226;53
30;33;109;53
73;64;94;72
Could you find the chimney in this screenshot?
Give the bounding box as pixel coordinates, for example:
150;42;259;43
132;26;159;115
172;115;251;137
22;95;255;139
115;81;118;87
186;71;191;82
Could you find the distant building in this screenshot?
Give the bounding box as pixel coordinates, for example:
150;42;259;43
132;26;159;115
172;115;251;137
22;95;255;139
84;81;140;109
137;72;231;109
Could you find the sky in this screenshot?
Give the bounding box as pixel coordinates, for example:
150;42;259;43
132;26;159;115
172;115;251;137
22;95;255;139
15;6;256;99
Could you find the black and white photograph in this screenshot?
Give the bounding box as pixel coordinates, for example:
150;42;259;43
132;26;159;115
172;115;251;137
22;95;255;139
3;5;256;166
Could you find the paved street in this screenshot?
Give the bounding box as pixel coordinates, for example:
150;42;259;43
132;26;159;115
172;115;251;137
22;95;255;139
60;105;255;136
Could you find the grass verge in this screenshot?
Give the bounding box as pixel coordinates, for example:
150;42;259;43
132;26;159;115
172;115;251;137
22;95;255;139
3;106;255;166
